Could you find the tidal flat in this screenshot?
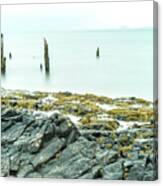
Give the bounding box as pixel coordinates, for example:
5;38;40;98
1;88;158;180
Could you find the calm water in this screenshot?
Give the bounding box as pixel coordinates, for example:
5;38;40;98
1;29;153;100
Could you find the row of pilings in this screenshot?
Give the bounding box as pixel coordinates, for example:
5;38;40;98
1;34;100;77
0;34;50;77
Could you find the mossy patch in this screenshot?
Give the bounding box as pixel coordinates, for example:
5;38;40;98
108;108;153;122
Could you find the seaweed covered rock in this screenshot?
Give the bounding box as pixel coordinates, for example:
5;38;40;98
1;90;157;180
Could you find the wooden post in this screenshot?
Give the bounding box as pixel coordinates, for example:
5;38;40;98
44;38;50;75
96;47;100;58
1;33;6;75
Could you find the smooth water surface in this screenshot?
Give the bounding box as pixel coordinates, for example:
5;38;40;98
1;29;153;100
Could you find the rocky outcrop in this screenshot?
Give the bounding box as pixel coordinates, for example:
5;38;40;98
1;105;157;180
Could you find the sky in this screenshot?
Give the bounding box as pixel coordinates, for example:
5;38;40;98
1;0;153;32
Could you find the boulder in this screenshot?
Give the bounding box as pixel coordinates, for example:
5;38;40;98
103;161;123;180
96;148;119;165
32;137;65;167
143;171;157;181
127;161;146;180
45;137;96;178
1;156;10;177
1;105;157;180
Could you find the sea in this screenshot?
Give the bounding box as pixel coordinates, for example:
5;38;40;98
1;29;153;100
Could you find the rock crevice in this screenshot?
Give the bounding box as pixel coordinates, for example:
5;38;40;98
1;106;157;180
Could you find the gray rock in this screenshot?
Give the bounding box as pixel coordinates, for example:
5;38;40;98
47;154;96;178
96;149;119;165
80;165;102;179
127;150;139;160
145;163;155;171
27;134;43;153
103;161;123;180
10;152;20;171
1;156;10;177
45;137;96;178
60;137;96;161
59;120;72;136
41;121;55;141
123;160;134;168
2;122;28;144
58;118;80;143
32;137;65;167
1;106;157;180
66;129;80;145
19;152;34;166
26;172;42;178
127;163;145;180
143;170;157;181
1;120;13;132
22;114;34;126
62;156;95;178
17;164;34;177
1;108;20;119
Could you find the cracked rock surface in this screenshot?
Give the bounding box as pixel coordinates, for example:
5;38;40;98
1;106;157;180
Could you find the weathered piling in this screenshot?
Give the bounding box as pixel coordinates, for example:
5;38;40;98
9;52;12;59
96;47;100;58
44;38;50;75
40;63;43;71
1;33;6;75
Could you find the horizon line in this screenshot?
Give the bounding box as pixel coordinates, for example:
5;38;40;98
0;0;154;6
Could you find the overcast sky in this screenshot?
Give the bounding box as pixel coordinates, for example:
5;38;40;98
1;0;153;32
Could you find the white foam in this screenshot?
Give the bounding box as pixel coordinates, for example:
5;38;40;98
66;114;81;124
96;103;118;111
33;110;60;119
117;120;151;132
